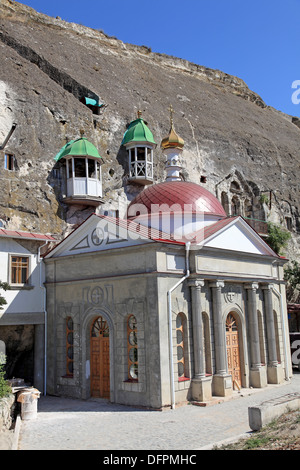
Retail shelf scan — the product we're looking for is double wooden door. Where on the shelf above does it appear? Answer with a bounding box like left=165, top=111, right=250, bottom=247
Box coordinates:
left=226, top=313, right=241, bottom=390
left=90, top=316, right=110, bottom=398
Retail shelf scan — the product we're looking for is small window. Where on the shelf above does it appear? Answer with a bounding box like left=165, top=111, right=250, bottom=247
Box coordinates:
left=74, top=158, right=86, bottom=178
left=127, top=315, right=138, bottom=381
left=4, top=153, right=15, bottom=171
left=136, top=147, right=145, bottom=161
left=66, top=317, right=74, bottom=377
left=87, top=159, right=96, bottom=178
left=10, top=256, right=30, bottom=285
left=285, top=217, right=292, bottom=231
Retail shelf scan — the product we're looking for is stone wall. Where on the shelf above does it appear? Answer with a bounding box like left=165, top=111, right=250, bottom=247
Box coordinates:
left=0, top=394, right=14, bottom=431
left=0, top=0, right=299, bottom=262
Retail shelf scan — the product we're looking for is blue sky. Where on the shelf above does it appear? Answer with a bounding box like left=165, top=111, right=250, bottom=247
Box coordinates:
left=17, top=0, right=300, bottom=117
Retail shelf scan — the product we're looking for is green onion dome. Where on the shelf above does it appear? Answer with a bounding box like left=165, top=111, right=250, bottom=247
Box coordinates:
left=54, top=137, right=102, bottom=162
left=122, top=114, right=156, bottom=147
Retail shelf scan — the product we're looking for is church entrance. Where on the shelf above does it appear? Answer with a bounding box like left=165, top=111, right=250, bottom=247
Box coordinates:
left=90, top=316, right=110, bottom=398
left=226, top=313, right=242, bottom=390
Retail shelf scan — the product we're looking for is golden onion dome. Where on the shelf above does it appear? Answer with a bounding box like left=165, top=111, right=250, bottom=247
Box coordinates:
left=161, top=105, right=184, bottom=150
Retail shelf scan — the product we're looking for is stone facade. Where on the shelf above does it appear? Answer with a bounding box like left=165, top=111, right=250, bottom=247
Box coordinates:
left=44, top=224, right=292, bottom=408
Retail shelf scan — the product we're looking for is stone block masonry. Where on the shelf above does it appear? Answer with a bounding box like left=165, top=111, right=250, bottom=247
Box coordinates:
left=248, top=392, right=300, bottom=431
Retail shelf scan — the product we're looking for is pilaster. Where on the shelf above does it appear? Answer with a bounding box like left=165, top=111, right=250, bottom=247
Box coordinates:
left=209, top=280, right=232, bottom=397
left=262, top=284, right=284, bottom=384
left=188, top=279, right=212, bottom=402
left=245, top=283, right=267, bottom=388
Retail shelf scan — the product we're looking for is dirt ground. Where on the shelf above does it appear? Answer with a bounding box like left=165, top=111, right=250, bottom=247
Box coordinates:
left=0, top=429, right=14, bottom=450
left=216, top=409, right=300, bottom=450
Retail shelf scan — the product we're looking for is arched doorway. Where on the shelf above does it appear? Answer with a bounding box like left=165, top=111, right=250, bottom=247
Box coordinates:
left=90, top=316, right=110, bottom=398
left=226, top=313, right=242, bottom=390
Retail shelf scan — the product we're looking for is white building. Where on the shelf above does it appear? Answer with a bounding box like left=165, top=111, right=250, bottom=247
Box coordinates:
left=0, top=228, right=55, bottom=392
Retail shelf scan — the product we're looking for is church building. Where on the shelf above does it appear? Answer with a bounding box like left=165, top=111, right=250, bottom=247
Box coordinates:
left=43, top=111, right=292, bottom=409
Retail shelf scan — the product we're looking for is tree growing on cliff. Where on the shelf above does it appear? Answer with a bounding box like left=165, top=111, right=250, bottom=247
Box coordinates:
left=266, top=222, right=291, bottom=255
left=284, top=260, right=300, bottom=302
left=0, top=281, right=9, bottom=310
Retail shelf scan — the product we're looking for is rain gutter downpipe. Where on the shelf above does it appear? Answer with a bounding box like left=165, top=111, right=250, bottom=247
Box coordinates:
left=38, top=241, right=50, bottom=396
left=167, top=241, right=191, bottom=410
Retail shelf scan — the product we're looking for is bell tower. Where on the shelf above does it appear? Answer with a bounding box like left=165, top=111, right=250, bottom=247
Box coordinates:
left=122, top=111, right=156, bottom=185
left=161, top=105, right=184, bottom=182
left=54, top=131, right=104, bottom=206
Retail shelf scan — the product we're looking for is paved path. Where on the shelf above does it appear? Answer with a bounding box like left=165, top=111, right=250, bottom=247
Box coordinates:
left=17, top=373, right=300, bottom=451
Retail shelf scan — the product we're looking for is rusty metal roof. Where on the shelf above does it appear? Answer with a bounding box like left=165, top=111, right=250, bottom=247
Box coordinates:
left=0, top=228, right=55, bottom=241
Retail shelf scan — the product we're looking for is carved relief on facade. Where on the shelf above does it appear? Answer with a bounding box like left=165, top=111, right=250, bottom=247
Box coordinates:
left=82, top=284, right=114, bottom=311
left=223, top=284, right=242, bottom=308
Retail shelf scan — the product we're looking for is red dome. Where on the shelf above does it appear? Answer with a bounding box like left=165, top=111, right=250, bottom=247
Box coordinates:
left=127, top=181, right=226, bottom=218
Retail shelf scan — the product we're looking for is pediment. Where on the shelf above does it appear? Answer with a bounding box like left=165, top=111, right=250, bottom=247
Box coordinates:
left=45, top=214, right=154, bottom=258
left=199, top=217, right=278, bottom=257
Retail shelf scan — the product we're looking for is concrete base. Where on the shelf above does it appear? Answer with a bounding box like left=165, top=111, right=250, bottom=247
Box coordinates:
left=250, top=366, right=267, bottom=388
left=212, top=374, right=232, bottom=397
left=267, top=364, right=284, bottom=384
left=248, top=392, right=300, bottom=431
left=191, top=377, right=212, bottom=402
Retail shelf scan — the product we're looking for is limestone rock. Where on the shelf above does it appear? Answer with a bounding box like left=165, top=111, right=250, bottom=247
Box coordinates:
left=0, top=0, right=299, bottom=261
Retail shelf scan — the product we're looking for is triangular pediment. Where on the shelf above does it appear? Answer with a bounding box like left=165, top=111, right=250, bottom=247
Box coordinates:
left=194, top=217, right=278, bottom=257
left=45, top=214, right=155, bottom=258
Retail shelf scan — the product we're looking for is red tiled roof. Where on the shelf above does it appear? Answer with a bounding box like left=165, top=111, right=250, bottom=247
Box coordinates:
left=127, top=181, right=226, bottom=218
left=0, top=228, right=55, bottom=241
left=96, top=214, right=185, bottom=245
left=44, top=213, right=186, bottom=258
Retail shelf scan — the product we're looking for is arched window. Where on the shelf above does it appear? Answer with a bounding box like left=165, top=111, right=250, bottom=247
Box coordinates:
left=176, top=313, right=189, bottom=381
left=230, top=181, right=241, bottom=193
left=244, top=198, right=253, bottom=219
left=66, top=317, right=74, bottom=377
left=231, top=195, right=241, bottom=216
left=127, top=315, right=138, bottom=381
left=221, top=192, right=230, bottom=215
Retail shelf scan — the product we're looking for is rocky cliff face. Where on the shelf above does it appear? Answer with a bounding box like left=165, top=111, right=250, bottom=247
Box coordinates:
left=0, top=0, right=299, bottom=260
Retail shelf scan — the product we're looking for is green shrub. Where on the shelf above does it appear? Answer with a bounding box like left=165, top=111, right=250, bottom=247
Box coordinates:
left=0, top=281, right=10, bottom=311
left=284, top=260, right=300, bottom=290
left=0, top=354, right=11, bottom=398
left=266, top=222, right=291, bottom=255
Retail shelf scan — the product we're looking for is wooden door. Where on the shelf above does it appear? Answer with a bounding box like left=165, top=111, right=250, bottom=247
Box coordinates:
left=90, top=316, right=110, bottom=398
left=226, top=314, right=241, bottom=390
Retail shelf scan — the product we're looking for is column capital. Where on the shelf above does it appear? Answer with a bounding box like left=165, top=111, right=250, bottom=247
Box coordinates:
left=188, top=279, right=205, bottom=289
left=261, top=283, right=274, bottom=291
left=245, top=282, right=259, bottom=291
left=209, top=280, right=224, bottom=289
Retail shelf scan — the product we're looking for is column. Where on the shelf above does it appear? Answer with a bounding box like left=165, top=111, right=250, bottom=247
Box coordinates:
left=189, top=279, right=205, bottom=379
left=262, top=284, right=283, bottom=384
left=245, top=283, right=267, bottom=388
left=209, top=281, right=232, bottom=397
left=189, top=279, right=212, bottom=402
